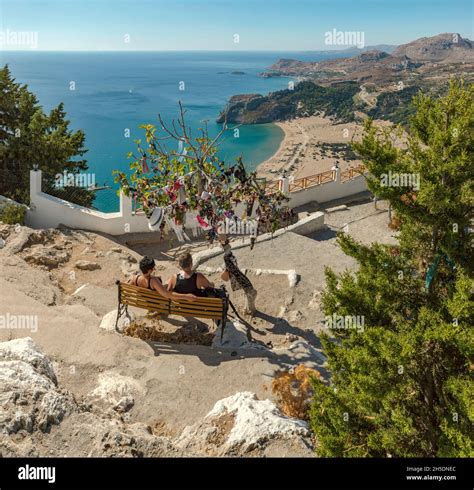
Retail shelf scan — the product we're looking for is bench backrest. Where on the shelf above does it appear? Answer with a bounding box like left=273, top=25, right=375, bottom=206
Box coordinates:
left=117, top=282, right=226, bottom=320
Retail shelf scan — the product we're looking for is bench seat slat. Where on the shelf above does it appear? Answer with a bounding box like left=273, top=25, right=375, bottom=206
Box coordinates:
left=170, top=303, right=223, bottom=312
left=171, top=307, right=223, bottom=315
left=121, top=284, right=222, bottom=306
left=122, top=296, right=168, bottom=306
left=120, top=282, right=222, bottom=303
left=122, top=298, right=169, bottom=308
left=123, top=294, right=222, bottom=311
left=122, top=301, right=169, bottom=312
left=172, top=311, right=223, bottom=319
left=122, top=293, right=169, bottom=305
left=117, top=282, right=227, bottom=322
left=171, top=310, right=223, bottom=318
left=171, top=299, right=223, bottom=307
left=120, top=287, right=168, bottom=299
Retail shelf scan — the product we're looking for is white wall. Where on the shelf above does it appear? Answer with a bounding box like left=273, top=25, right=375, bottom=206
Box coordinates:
left=25, top=169, right=367, bottom=235
left=286, top=173, right=367, bottom=208
left=26, top=170, right=205, bottom=235
left=0, top=195, right=27, bottom=209
left=193, top=211, right=326, bottom=267
left=27, top=170, right=147, bottom=234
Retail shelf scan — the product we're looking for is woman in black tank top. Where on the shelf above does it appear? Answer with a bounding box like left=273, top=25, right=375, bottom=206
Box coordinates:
left=174, top=271, right=200, bottom=294
left=168, top=252, right=214, bottom=296
left=133, top=274, right=160, bottom=290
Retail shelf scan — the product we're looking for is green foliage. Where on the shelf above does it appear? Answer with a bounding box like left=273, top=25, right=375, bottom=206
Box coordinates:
left=41, top=183, right=96, bottom=209
left=227, top=81, right=359, bottom=124
left=355, top=79, right=473, bottom=269
left=368, top=86, right=420, bottom=125
left=113, top=110, right=293, bottom=239
left=310, top=78, right=474, bottom=457
left=295, top=81, right=359, bottom=122
left=0, top=65, right=91, bottom=206
left=0, top=202, right=26, bottom=225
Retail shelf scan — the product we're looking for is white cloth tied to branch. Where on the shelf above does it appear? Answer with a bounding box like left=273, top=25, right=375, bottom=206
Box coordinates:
left=148, top=207, right=164, bottom=231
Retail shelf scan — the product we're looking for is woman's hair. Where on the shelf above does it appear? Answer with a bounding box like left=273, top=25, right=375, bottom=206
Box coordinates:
left=139, top=256, right=155, bottom=274
left=177, top=251, right=193, bottom=270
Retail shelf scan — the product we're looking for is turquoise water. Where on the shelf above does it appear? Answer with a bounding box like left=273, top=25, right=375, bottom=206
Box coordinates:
left=2, top=51, right=342, bottom=211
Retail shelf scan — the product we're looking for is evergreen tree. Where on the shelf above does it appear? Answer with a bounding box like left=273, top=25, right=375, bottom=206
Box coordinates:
left=310, top=78, right=473, bottom=457
left=0, top=65, right=93, bottom=206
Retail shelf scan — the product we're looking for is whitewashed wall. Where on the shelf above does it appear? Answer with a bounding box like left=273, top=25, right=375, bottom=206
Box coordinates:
left=286, top=173, right=367, bottom=208
left=27, top=170, right=146, bottom=234
left=0, top=195, right=27, bottom=209
left=24, top=169, right=367, bottom=235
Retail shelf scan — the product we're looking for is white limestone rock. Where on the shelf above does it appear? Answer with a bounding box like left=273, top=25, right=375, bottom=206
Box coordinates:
left=308, top=290, right=321, bottom=309
left=75, top=260, right=101, bottom=271
left=86, top=372, right=144, bottom=413
left=0, top=337, right=56, bottom=381
left=286, top=309, right=304, bottom=323
left=212, top=320, right=267, bottom=351
left=23, top=246, right=70, bottom=268
left=175, top=392, right=312, bottom=456
left=99, top=309, right=135, bottom=333
left=0, top=338, right=76, bottom=435
left=120, top=259, right=136, bottom=277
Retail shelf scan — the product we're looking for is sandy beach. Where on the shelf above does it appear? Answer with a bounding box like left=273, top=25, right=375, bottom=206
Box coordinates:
left=257, top=115, right=374, bottom=181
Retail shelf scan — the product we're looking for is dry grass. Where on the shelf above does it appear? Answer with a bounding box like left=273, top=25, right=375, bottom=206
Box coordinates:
left=388, top=215, right=401, bottom=230
left=272, top=364, right=321, bottom=420
left=124, top=320, right=214, bottom=346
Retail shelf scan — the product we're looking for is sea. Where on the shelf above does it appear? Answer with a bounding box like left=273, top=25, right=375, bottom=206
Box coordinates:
left=2, top=51, right=346, bottom=211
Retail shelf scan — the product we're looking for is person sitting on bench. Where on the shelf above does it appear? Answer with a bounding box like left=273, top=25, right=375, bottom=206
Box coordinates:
left=128, top=256, right=197, bottom=301
left=167, top=251, right=214, bottom=296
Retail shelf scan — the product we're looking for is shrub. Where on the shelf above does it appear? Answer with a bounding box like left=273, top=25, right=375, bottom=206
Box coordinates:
left=0, top=203, right=26, bottom=225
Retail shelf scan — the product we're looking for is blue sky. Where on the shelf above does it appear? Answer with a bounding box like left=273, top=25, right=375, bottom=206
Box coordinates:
left=0, top=0, right=472, bottom=51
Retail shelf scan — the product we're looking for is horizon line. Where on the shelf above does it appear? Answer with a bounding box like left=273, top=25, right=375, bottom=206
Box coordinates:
left=0, top=48, right=380, bottom=53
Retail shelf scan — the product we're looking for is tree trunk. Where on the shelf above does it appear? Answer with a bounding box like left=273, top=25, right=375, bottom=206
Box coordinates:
left=244, top=287, right=257, bottom=316
left=221, top=245, right=258, bottom=316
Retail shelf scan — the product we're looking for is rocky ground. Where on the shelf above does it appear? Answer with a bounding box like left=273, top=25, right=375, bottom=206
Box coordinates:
left=0, top=197, right=397, bottom=457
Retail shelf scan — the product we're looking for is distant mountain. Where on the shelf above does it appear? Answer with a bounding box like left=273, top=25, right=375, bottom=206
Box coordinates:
left=221, top=33, right=474, bottom=127
left=262, top=33, right=473, bottom=85
left=339, top=44, right=397, bottom=55
left=265, top=46, right=396, bottom=74
left=392, top=33, right=473, bottom=62
left=266, top=49, right=422, bottom=84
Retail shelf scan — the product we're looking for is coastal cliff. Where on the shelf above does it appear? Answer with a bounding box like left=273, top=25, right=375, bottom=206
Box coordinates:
left=217, top=81, right=359, bottom=124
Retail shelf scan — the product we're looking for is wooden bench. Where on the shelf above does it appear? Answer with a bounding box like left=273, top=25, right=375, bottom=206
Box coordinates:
left=115, top=281, right=229, bottom=339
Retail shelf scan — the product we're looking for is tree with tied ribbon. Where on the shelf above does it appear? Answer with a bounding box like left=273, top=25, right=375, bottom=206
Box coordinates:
left=113, top=103, right=295, bottom=315
left=113, top=103, right=294, bottom=244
